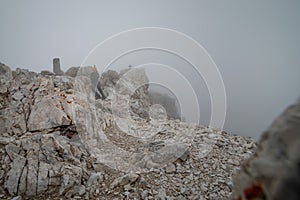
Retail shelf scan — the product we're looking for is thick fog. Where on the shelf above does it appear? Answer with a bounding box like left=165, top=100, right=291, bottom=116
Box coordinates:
left=1, top=0, right=299, bottom=140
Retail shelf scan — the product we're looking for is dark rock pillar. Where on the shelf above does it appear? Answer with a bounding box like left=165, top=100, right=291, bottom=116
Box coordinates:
left=53, top=58, right=64, bottom=75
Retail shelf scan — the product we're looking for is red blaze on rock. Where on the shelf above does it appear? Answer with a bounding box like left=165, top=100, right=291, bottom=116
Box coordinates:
left=236, top=181, right=266, bottom=200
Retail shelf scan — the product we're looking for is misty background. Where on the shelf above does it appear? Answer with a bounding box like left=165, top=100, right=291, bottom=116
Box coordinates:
left=1, top=0, right=299, bottom=140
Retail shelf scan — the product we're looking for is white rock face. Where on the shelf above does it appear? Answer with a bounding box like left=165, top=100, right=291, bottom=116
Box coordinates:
left=0, top=64, right=257, bottom=199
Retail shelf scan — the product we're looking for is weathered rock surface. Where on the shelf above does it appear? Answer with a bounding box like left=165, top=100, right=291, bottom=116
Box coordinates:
left=65, top=66, right=79, bottom=77
left=98, top=67, right=152, bottom=119
left=0, top=63, right=259, bottom=199
left=232, top=100, right=300, bottom=200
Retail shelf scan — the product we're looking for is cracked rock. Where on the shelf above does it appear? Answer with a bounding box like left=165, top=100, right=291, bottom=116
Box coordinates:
left=5, top=154, right=26, bottom=195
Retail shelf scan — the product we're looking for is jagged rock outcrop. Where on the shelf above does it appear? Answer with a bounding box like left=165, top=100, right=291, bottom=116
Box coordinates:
left=0, top=63, right=258, bottom=199
left=231, top=100, right=300, bottom=200
left=97, top=68, right=151, bottom=119
left=0, top=63, right=92, bottom=198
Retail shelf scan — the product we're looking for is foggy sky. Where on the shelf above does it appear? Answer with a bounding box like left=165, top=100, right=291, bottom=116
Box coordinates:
left=1, top=0, right=300, bottom=140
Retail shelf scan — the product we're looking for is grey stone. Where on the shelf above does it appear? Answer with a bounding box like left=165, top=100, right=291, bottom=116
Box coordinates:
left=0, top=137, right=15, bottom=145
left=87, top=172, right=103, bottom=187
left=0, top=116, right=8, bottom=135
left=37, top=161, right=50, bottom=193
left=49, top=164, right=62, bottom=187
left=157, top=188, right=167, bottom=200
left=178, top=149, right=190, bottom=162
left=21, top=138, right=40, bottom=152
left=123, top=183, right=132, bottom=191
left=65, top=66, right=80, bottom=77
left=18, top=166, right=27, bottom=194
left=11, top=196, right=22, bottom=200
left=180, top=187, right=188, bottom=195
left=59, top=164, right=82, bottom=195
left=149, top=91, right=180, bottom=120
left=72, top=185, right=86, bottom=196
left=5, top=155, right=26, bottom=195
left=26, top=152, right=38, bottom=196
left=232, top=100, right=300, bottom=200
left=11, top=114, right=27, bottom=136
left=141, top=190, right=149, bottom=199
left=165, top=163, right=176, bottom=173
left=11, top=91, right=24, bottom=101
left=110, top=172, right=139, bottom=189
left=53, top=58, right=64, bottom=75
left=5, top=144, right=20, bottom=160
left=27, top=97, right=72, bottom=131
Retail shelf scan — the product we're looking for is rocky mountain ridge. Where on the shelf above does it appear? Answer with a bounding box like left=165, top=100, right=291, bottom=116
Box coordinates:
left=3, top=62, right=298, bottom=200
left=0, top=63, right=259, bottom=199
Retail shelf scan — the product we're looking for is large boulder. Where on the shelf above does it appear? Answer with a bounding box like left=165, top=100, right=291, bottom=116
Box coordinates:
left=232, top=99, right=300, bottom=200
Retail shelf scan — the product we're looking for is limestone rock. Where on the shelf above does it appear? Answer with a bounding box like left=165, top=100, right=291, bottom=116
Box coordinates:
left=26, top=151, right=39, bottom=196
left=141, top=190, right=149, bottom=199
left=11, top=196, right=22, bottom=200
left=5, top=155, right=26, bottom=195
left=0, top=137, right=15, bottom=145
left=18, top=165, right=27, bottom=194
left=178, top=149, right=190, bottom=162
left=87, top=172, right=104, bottom=187
left=65, top=66, right=80, bottom=77
left=232, top=100, right=300, bottom=200
left=0, top=64, right=260, bottom=199
left=165, top=163, right=176, bottom=173
left=157, top=188, right=167, bottom=200
left=37, top=161, right=50, bottom=193
left=59, top=164, right=83, bottom=194
left=5, top=143, right=20, bottom=160
left=27, top=97, right=72, bottom=131
left=99, top=67, right=151, bottom=118
left=110, top=172, right=139, bottom=189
